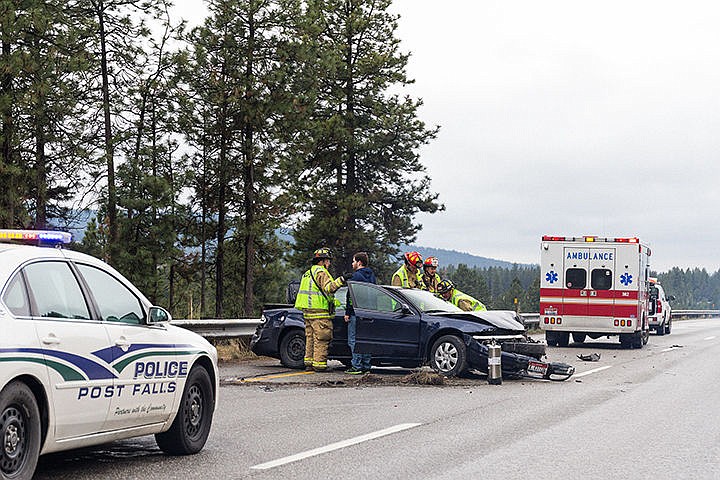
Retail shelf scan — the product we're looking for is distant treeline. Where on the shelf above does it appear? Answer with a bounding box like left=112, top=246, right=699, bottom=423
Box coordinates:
left=444, top=264, right=720, bottom=312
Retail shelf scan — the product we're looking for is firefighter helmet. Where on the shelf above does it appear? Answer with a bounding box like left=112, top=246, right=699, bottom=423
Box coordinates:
left=312, top=247, right=333, bottom=261
left=423, top=256, right=439, bottom=269
left=437, top=279, right=455, bottom=294
left=404, top=251, right=423, bottom=268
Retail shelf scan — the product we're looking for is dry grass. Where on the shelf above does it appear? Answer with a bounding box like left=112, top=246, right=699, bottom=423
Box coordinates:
left=401, top=370, right=446, bottom=385
left=214, top=338, right=259, bottom=362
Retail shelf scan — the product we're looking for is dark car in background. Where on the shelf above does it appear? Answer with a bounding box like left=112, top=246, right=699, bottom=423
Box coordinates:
left=251, top=282, right=573, bottom=379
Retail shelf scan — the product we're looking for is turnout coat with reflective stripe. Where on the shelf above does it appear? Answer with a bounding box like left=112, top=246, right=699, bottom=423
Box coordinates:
left=451, top=289, right=487, bottom=312
left=294, top=264, right=343, bottom=319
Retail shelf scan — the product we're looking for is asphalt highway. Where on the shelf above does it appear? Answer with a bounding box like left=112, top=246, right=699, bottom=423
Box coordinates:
left=34, top=317, right=720, bottom=479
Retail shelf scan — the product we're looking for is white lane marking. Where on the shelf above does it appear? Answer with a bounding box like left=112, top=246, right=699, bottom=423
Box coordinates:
left=250, top=423, right=422, bottom=470
left=704, top=336, right=716, bottom=341
left=661, top=346, right=682, bottom=352
left=574, top=365, right=612, bottom=378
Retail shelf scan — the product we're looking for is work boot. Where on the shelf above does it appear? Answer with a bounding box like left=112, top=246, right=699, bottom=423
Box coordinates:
left=345, top=367, right=363, bottom=375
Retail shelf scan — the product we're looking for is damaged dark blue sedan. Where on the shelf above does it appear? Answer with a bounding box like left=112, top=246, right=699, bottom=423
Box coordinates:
left=251, top=282, right=574, bottom=380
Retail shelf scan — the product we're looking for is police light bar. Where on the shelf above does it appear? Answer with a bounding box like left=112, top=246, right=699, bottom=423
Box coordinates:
left=0, top=229, right=72, bottom=245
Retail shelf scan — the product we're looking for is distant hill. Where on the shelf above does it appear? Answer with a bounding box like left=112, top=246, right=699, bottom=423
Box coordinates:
left=401, top=244, right=537, bottom=269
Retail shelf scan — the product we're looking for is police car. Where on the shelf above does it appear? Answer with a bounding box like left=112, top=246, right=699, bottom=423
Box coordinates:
left=0, top=230, right=218, bottom=480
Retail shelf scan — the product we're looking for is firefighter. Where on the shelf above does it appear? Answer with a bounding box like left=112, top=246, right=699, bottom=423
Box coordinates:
left=391, top=251, right=424, bottom=288
left=437, top=279, right=487, bottom=311
left=421, top=256, right=442, bottom=293
left=294, top=247, right=349, bottom=371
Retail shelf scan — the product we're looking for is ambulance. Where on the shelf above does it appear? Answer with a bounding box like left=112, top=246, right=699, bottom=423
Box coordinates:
left=539, top=235, right=651, bottom=348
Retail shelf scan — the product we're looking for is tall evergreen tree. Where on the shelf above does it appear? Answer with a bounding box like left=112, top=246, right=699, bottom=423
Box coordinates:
left=180, top=0, right=309, bottom=317
left=292, top=0, right=443, bottom=275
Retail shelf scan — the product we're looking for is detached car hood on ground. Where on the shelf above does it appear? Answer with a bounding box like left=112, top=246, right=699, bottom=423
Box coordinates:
left=432, top=310, right=525, bottom=332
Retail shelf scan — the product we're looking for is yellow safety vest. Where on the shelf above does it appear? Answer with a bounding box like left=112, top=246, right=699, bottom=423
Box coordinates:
left=392, top=265, right=423, bottom=288
left=294, top=265, right=335, bottom=317
left=451, top=289, right=487, bottom=311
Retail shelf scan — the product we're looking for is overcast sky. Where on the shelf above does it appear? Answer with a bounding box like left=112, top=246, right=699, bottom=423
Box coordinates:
left=174, top=1, right=720, bottom=273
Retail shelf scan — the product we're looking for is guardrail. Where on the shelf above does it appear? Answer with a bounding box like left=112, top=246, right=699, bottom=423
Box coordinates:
left=172, top=310, right=720, bottom=340
left=171, top=318, right=261, bottom=340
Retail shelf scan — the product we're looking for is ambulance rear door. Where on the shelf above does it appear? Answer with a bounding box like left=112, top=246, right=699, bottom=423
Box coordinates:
left=562, top=245, right=616, bottom=319
left=587, top=247, right=615, bottom=318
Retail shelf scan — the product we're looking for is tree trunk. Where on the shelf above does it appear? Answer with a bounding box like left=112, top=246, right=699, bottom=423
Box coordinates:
left=95, top=0, right=118, bottom=264
left=242, top=10, right=256, bottom=317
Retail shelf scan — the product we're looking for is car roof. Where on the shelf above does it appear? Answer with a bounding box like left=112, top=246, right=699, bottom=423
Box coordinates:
left=0, top=244, right=151, bottom=305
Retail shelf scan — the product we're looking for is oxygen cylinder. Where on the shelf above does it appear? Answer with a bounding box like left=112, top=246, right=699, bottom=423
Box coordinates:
left=488, top=343, right=502, bottom=385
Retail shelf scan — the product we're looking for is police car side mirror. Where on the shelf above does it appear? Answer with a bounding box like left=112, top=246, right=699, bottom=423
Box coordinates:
left=667, top=295, right=676, bottom=302
left=148, top=306, right=172, bottom=324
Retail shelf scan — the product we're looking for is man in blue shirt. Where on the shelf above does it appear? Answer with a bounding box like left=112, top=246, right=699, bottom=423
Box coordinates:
left=344, top=252, right=377, bottom=374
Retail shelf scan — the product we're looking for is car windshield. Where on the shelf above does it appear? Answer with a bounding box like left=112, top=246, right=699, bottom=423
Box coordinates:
left=399, top=289, right=463, bottom=313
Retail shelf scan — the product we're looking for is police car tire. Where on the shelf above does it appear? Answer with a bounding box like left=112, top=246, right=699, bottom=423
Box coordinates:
left=279, top=329, right=306, bottom=369
left=155, top=366, right=214, bottom=456
left=430, top=335, right=467, bottom=377
left=0, top=382, right=41, bottom=480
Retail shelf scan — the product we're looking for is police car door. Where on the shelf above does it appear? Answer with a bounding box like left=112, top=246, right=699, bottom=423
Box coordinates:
left=22, top=260, right=116, bottom=440
left=73, top=263, right=178, bottom=431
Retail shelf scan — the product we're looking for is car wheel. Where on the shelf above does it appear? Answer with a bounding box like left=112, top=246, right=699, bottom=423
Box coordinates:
left=665, top=319, right=672, bottom=334
left=156, top=366, right=214, bottom=455
left=656, top=321, right=665, bottom=336
left=557, top=332, right=570, bottom=347
left=279, top=329, right=306, bottom=369
left=430, top=335, right=467, bottom=377
left=0, top=382, right=41, bottom=480
left=572, top=332, right=586, bottom=344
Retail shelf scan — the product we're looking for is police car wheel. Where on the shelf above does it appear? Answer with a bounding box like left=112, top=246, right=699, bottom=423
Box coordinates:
left=155, top=366, right=214, bottom=456
left=0, top=382, right=41, bottom=480
left=279, top=329, right=306, bottom=369
left=430, top=335, right=467, bottom=377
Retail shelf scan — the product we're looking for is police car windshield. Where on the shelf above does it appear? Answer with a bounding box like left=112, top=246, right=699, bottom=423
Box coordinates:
left=401, top=289, right=463, bottom=313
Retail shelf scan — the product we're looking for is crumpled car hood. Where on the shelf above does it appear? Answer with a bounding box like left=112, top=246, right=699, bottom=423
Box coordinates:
left=430, top=310, right=525, bottom=332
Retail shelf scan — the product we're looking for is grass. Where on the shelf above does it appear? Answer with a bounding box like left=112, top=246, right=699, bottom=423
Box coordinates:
left=214, top=338, right=259, bottom=362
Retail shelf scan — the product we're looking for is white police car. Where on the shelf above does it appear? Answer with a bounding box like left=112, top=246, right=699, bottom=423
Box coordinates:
left=0, top=230, right=218, bottom=480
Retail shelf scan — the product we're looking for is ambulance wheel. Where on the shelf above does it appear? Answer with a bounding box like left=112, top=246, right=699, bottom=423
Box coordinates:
left=430, top=335, right=467, bottom=377
left=557, top=332, right=570, bottom=347
left=279, top=329, right=306, bottom=369
left=0, top=381, right=41, bottom=480
left=572, top=332, right=586, bottom=344
left=156, top=366, right=214, bottom=455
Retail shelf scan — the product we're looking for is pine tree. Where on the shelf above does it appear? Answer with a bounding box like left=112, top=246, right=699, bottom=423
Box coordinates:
left=180, top=0, right=310, bottom=316
left=292, top=0, right=443, bottom=275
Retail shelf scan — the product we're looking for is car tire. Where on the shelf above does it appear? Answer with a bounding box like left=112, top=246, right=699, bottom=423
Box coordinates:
left=156, top=366, right=214, bottom=456
left=279, top=329, right=306, bottom=369
left=665, top=319, right=672, bottom=334
left=430, top=335, right=467, bottom=377
left=572, top=332, right=587, bottom=344
left=0, top=381, right=41, bottom=480
left=557, top=332, right=570, bottom=347
left=656, top=321, right=665, bottom=336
